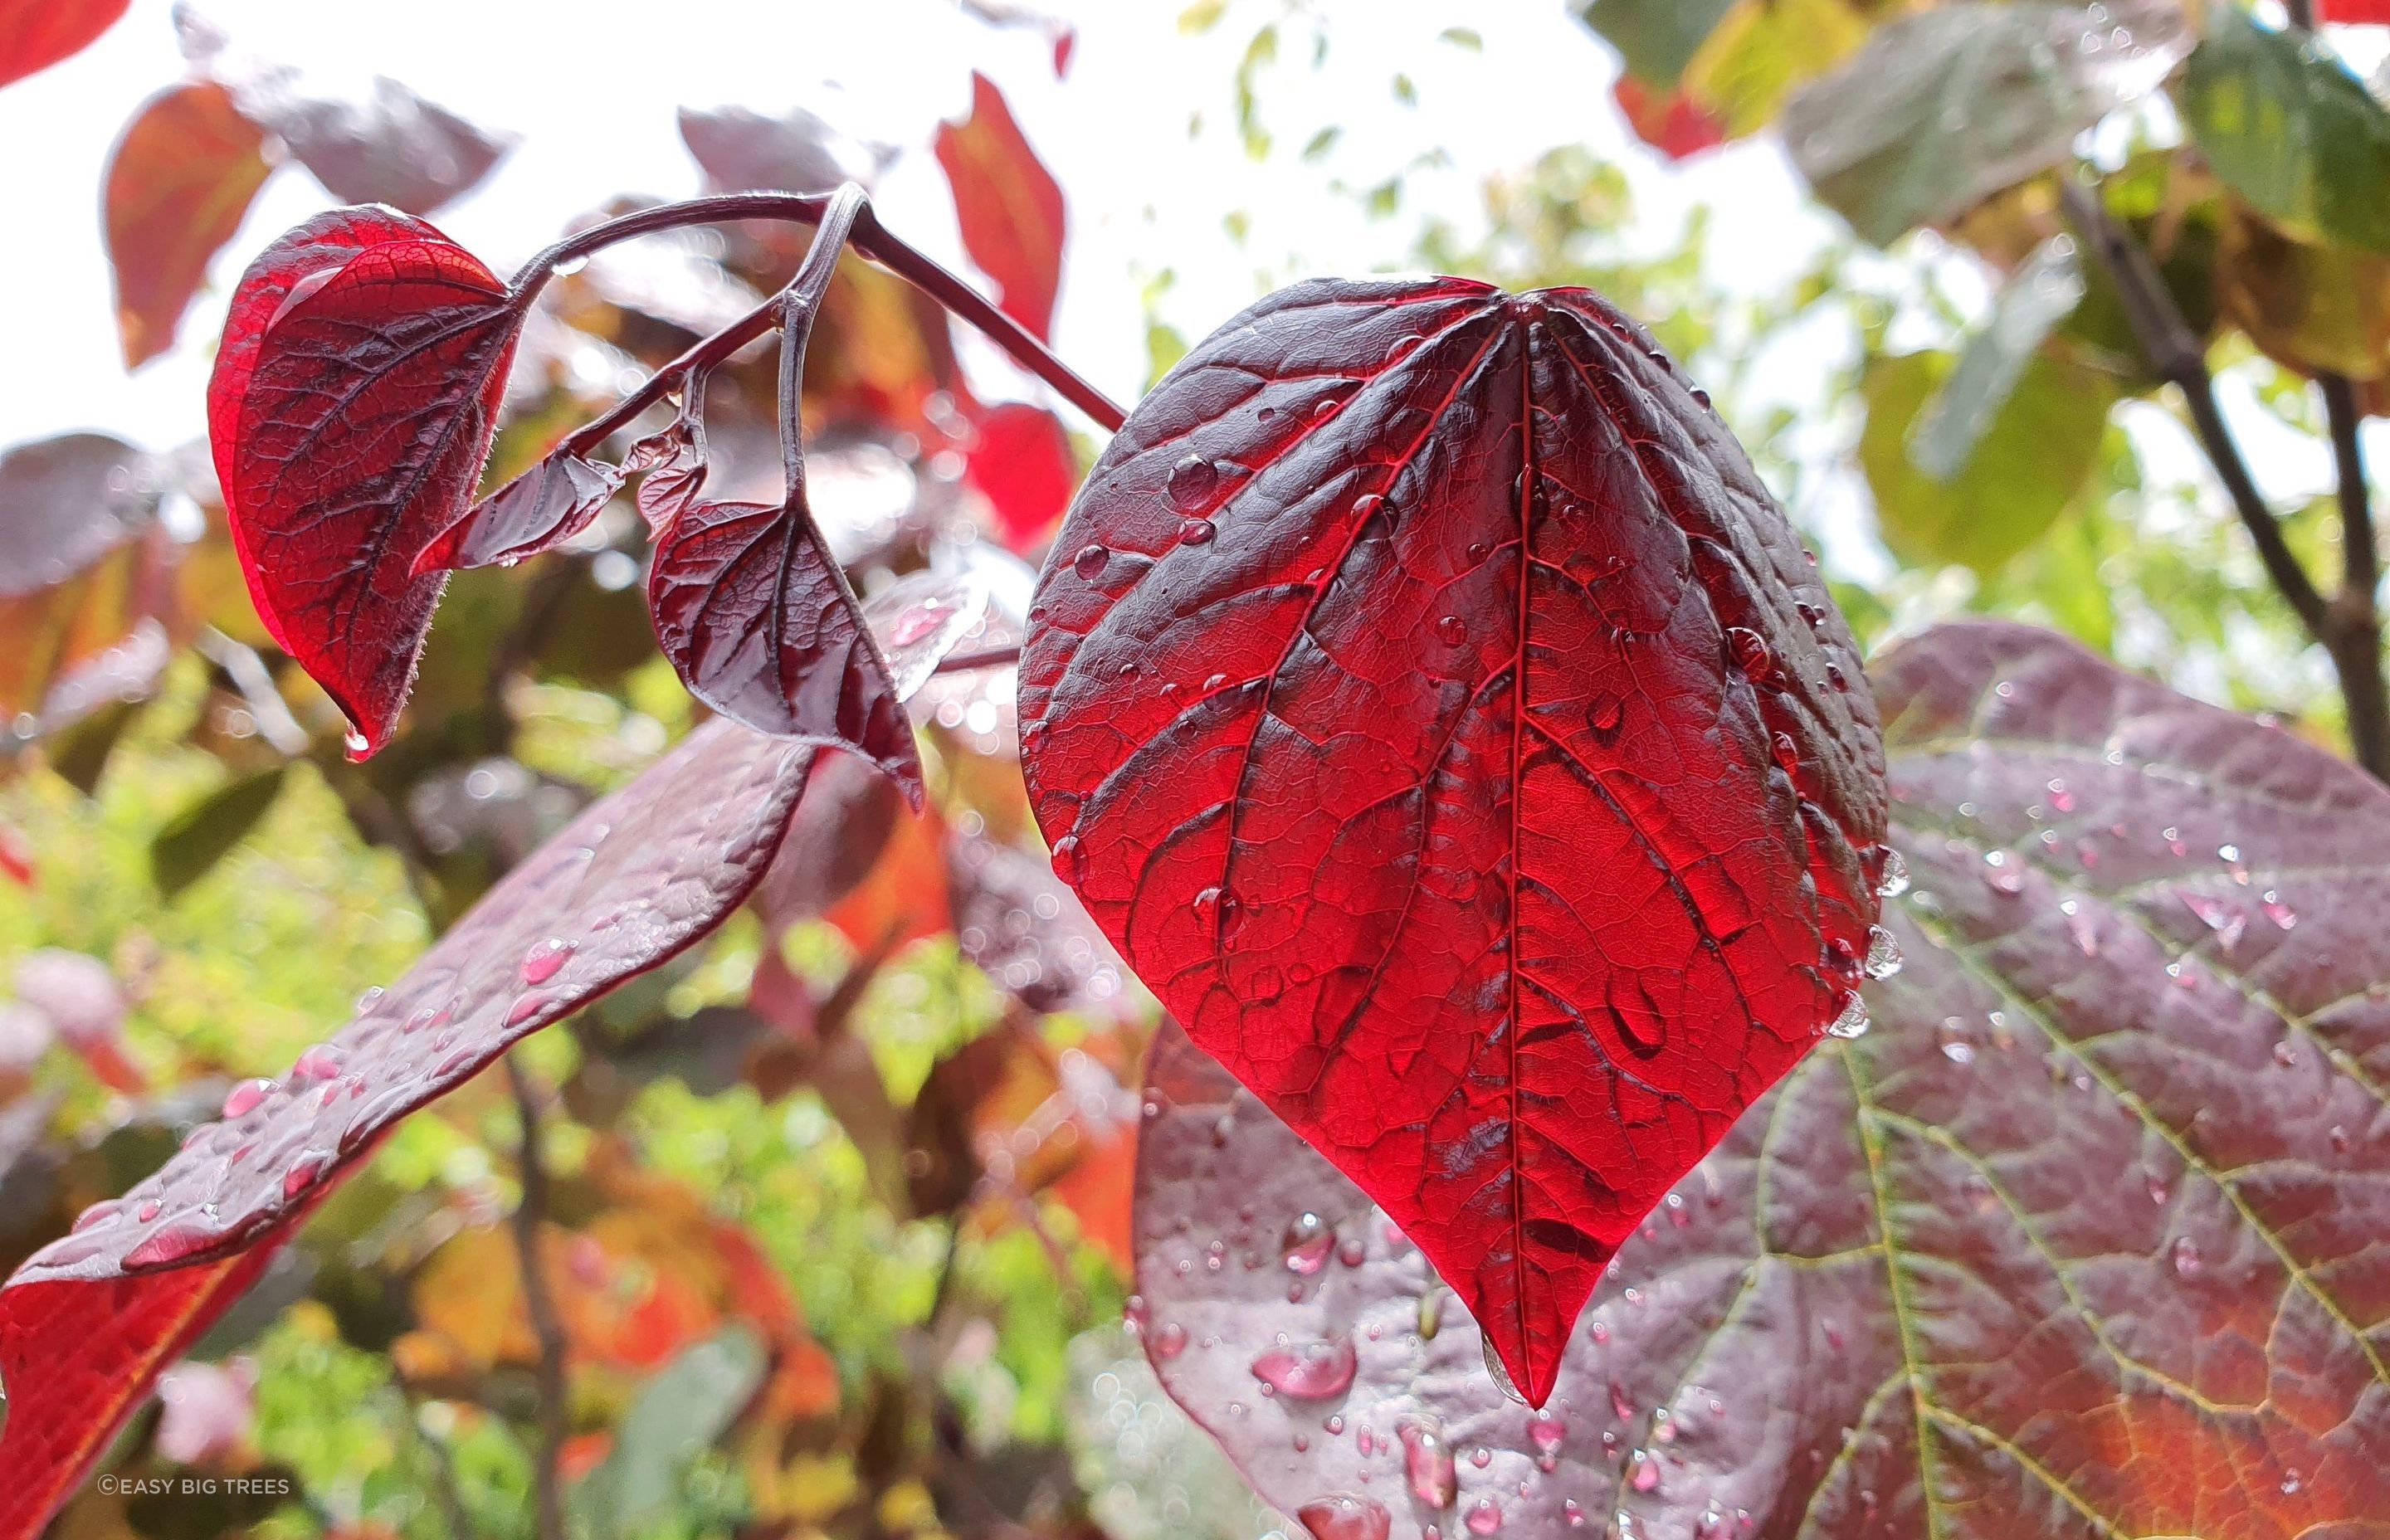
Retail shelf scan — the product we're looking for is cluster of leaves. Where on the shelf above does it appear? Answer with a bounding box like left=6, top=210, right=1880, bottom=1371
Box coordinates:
left=2, top=5, right=2388, bottom=1540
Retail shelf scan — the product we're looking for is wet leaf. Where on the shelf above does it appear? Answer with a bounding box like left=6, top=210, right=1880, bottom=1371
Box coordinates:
left=1784, top=1, right=2191, bottom=246
left=1860, top=348, right=2112, bottom=574
left=0, top=0, right=125, bottom=88
left=0, top=432, right=175, bottom=721
left=934, top=71, right=1066, bottom=340
left=207, top=208, right=527, bottom=755
left=0, top=719, right=818, bottom=1532
left=1021, top=277, right=1886, bottom=1405
left=256, top=76, right=510, bottom=217
left=947, top=830, right=1134, bottom=1018
left=1575, top=0, right=1736, bottom=89
left=2181, top=4, right=2390, bottom=255
left=418, top=450, right=624, bottom=573
left=149, top=765, right=289, bottom=899
left=103, top=82, right=272, bottom=369
left=1135, top=621, right=2390, bottom=1538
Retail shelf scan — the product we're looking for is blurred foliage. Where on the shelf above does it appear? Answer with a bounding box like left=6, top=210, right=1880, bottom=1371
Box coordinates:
left=6, top=0, right=2390, bottom=1535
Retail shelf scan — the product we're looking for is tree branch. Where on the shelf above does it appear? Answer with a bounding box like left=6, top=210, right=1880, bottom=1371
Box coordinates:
left=505, top=1055, right=570, bottom=1540
left=2058, top=179, right=2334, bottom=637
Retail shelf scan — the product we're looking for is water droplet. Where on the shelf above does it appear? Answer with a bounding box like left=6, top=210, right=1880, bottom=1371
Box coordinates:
left=1690, top=387, right=1711, bottom=409
left=1629, top=1448, right=1662, bottom=1493
left=72, top=1200, right=120, bottom=1233
left=520, top=938, right=575, bottom=986
left=1167, top=454, right=1219, bottom=509
left=1981, top=850, right=2026, bottom=895
left=1725, top=626, right=1772, bottom=679
left=1435, top=616, right=1467, bottom=646
left=1396, top=1420, right=1458, bottom=1506
left=1464, top=1499, right=1502, bottom=1536
left=1051, top=835, right=1083, bottom=883
left=342, top=729, right=369, bottom=757
left=1178, top=517, right=1217, bottom=546
left=2183, top=893, right=2247, bottom=948
left=1563, top=1499, right=1587, bottom=1529
left=1072, top=543, right=1110, bottom=582
left=1862, top=925, right=1902, bottom=981
left=2171, top=1236, right=2202, bottom=1277
left=2262, top=891, right=2298, bottom=930
left=1609, top=1381, right=1636, bottom=1421
left=137, top=1200, right=161, bottom=1222
left=1875, top=848, right=1910, bottom=898
left=2280, top=1469, right=2303, bottom=1496
left=221, top=1079, right=275, bottom=1118
left=1694, top=1502, right=1729, bottom=1538
left=505, top=993, right=554, bottom=1028
left=1295, top=1497, right=1391, bottom=1540
left=1825, top=993, right=1871, bottom=1040
left=283, top=1148, right=332, bottom=1198
left=1313, top=397, right=1344, bottom=422
left=2144, top=1171, right=2170, bottom=1206
left=290, top=1043, right=342, bottom=1081
left=1528, top=1412, right=1565, bottom=1455
left=1252, top=1337, right=1358, bottom=1399
left=1283, top=1212, right=1334, bottom=1274
left=1149, top=1321, right=1188, bottom=1359
left=1586, top=694, right=1624, bottom=735
left=402, top=1006, right=443, bottom=1036
left=1771, top=732, right=1799, bottom=777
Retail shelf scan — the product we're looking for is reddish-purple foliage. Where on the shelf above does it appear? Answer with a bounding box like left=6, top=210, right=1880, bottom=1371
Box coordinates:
left=0, top=719, right=820, bottom=1528
left=207, top=208, right=525, bottom=755
left=968, top=399, right=1077, bottom=553
left=1133, top=621, right=2390, bottom=1538
left=103, top=81, right=271, bottom=368
left=1022, top=277, right=1887, bottom=1405
left=0, top=0, right=126, bottom=88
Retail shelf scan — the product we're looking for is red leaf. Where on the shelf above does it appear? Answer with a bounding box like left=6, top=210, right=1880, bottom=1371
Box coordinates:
left=968, top=400, right=1078, bottom=553
left=1020, top=278, right=1886, bottom=1406
left=208, top=212, right=526, bottom=755
left=417, top=451, right=622, bottom=572
left=0, top=719, right=817, bottom=1533
left=0, top=1250, right=280, bottom=1539
left=1133, top=619, right=2390, bottom=1538
left=2319, top=0, right=2390, bottom=20
left=256, top=76, right=510, bottom=217
left=934, top=72, right=1066, bottom=340
left=105, top=81, right=272, bottom=368
left=648, top=500, right=922, bottom=800
left=0, top=821, right=28, bottom=886
left=1612, top=75, right=1726, bottom=163
left=0, top=0, right=124, bottom=88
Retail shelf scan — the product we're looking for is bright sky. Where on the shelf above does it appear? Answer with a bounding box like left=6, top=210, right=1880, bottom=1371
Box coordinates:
left=5, top=0, right=2378, bottom=630
left=0, top=0, right=1827, bottom=451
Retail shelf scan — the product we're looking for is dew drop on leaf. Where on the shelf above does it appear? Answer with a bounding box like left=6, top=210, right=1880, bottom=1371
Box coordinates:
left=1825, top=993, right=1871, bottom=1040
left=1725, top=626, right=1772, bottom=678
left=1481, top=1333, right=1528, bottom=1404
left=1861, top=924, right=1902, bottom=980
left=1149, top=1320, right=1188, bottom=1359
left=1178, top=517, right=1217, bottom=546
left=1165, top=453, right=1218, bottom=509
left=503, top=993, right=554, bottom=1028
left=1464, top=1498, right=1503, bottom=1535
left=1875, top=847, right=1910, bottom=897
left=1071, top=542, right=1109, bottom=582
left=1400, top=1421, right=1457, bottom=1508
left=1629, top=1448, right=1662, bottom=1494
left=1251, top=1337, right=1357, bottom=1399
left=1435, top=615, right=1467, bottom=646
left=2171, top=1236, right=2202, bottom=1277
left=1528, top=1411, right=1565, bottom=1455
left=290, top=1044, right=341, bottom=1081
left=1295, top=1496, right=1390, bottom=1540
left=519, top=938, right=574, bottom=986
left=220, top=1079, right=274, bottom=1119
left=1282, top=1211, right=1333, bottom=1274
left=1587, top=694, right=1624, bottom=735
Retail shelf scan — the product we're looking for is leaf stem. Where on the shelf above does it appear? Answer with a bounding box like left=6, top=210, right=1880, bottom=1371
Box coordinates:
left=516, top=190, right=1127, bottom=435
left=505, top=1055, right=569, bottom=1540
left=929, top=644, right=1022, bottom=675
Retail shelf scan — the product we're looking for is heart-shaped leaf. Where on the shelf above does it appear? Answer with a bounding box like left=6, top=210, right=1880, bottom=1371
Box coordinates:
left=1783, top=1, right=2190, bottom=246
left=0, top=0, right=125, bottom=88
left=934, top=71, right=1066, bottom=341
left=1133, top=619, right=2390, bottom=1538
left=1020, top=276, right=1888, bottom=1406
left=0, top=719, right=818, bottom=1536
left=255, top=75, right=511, bottom=217
left=208, top=209, right=528, bottom=755
left=103, top=81, right=272, bottom=368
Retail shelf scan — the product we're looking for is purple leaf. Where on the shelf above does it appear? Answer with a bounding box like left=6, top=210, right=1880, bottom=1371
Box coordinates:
left=261, top=76, right=512, bottom=217
left=1134, top=620, right=2390, bottom=1538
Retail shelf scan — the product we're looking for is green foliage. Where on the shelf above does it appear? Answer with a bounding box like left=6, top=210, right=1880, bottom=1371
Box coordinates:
left=2182, top=2, right=2390, bottom=255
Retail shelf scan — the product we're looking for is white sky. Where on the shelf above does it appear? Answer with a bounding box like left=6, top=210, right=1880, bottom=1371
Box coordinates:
left=0, top=0, right=1826, bottom=451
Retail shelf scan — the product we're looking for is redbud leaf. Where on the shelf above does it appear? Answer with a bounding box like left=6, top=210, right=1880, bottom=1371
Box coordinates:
left=1133, top=620, right=2390, bottom=1539
left=1021, top=277, right=1887, bottom=1406
left=208, top=212, right=527, bottom=754
left=0, top=0, right=125, bottom=88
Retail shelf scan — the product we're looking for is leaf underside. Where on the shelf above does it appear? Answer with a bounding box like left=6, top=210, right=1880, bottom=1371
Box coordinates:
left=1021, top=275, right=1887, bottom=1405
left=1133, top=620, right=2390, bottom=1539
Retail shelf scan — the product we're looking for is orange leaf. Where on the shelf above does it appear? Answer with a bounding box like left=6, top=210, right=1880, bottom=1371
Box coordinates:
left=934, top=72, right=1066, bottom=340
left=105, top=82, right=273, bottom=368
